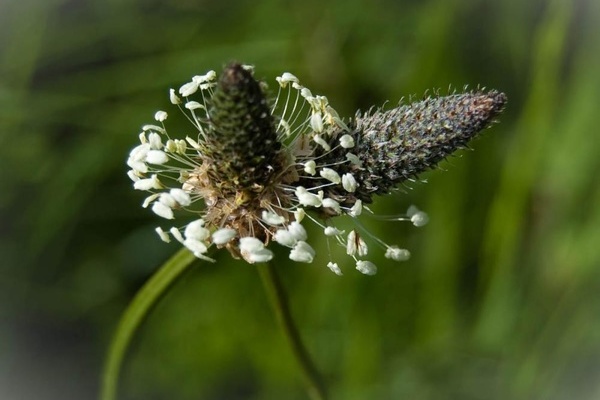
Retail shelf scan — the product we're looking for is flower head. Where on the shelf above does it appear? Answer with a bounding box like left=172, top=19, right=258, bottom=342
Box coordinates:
left=127, top=62, right=506, bottom=273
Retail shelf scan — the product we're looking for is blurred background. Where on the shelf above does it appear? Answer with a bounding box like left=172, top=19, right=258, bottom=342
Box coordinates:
left=1, top=0, right=600, bottom=399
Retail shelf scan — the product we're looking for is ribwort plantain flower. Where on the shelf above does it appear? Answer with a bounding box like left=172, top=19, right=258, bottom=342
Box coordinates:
left=127, top=62, right=506, bottom=274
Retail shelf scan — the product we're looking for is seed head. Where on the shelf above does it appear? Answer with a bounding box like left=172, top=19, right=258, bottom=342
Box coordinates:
left=302, top=90, right=507, bottom=206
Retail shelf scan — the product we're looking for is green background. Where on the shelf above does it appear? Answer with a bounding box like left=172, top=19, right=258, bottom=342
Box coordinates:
left=2, top=0, right=600, bottom=399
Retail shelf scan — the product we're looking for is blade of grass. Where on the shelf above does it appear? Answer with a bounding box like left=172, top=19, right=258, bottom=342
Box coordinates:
left=100, top=247, right=196, bottom=400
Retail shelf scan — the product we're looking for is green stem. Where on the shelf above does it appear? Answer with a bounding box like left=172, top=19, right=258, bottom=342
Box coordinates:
left=100, top=247, right=196, bottom=400
left=257, top=262, right=328, bottom=400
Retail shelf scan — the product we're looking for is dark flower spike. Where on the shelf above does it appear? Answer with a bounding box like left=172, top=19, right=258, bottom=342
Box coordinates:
left=204, top=64, right=283, bottom=191
left=127, top=62, right=506, bottom=274
left=308, top=90, right=507, bottom=206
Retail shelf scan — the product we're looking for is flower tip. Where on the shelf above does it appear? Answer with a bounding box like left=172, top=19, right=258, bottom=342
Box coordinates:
left=484, top=89, right=508, bottom=115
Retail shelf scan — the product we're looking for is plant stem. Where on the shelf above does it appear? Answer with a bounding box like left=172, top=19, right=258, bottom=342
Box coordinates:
left=257, top=262, right=328, bottom=400
left=100, top=247, right=196, bottom=400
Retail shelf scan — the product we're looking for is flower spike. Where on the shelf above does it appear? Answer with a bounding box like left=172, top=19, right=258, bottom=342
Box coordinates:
left=127, top=62, right=506, bottom=274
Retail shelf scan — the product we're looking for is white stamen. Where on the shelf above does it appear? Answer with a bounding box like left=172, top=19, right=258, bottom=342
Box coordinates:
left=169, top=88, right=181, bottom=105
left=324, top=226, right=344, bottom=236
left=346, top=230, right=357, bottom=255
left=128, top=160, right=148, bottom=174
left=184, top=238, right=208, bottom=255
left=294, top=208, right=306, bottom=222
left=179, top=81, right=199, bottom=97
left=152, top=202, right=174, bottom=220
left=320, top=168, right=341, bottom=184
left=274, top=229, right=297, bottom=248
left=129, top=143, right=150, bottom=162
left=295, top=187, right=323, bottom=207
left=146, top=150, right=169, bottom=165
left=142, top=193, right=160, bottom=208
left=356, top=260, right=377, bottom=275
left=322, top=198, right=341, bottom=214
left=193, top=71, right=216, bottom=84
left=184, top=219, right=210, bottom=241
left=346, top=230, right=367, bottom=256
left=239, top=237, right=273, bottom=263
left=185, top=101, right=203, bottom=110
left=204, top=70, right=217, bottom=81
left=342, top=173, right=358, bottom=193
left=175, top=139, right=187, bottom=154
left=304, top=160, right=316, bottom=175
left=170, top=227, right=184, bottom=243
left=239, top=237, right=266, bottom=253
left=385, top=247, right=411, bottom=261
left=289, top=241, right=316, bottom=263
left=199, top=82, right=215, bottom=90
left=169, top=188, right=192, bottom=207
left=300, top=87, right=313, bottom=100
left=185, top=136, right=202, bottom=150
left=244, top=248, right=274, bottom=263
left=169, top=189, right=191, bottom=207
left=127, top=170, right=140, bottom=182
left=339, top=134, right=355, bottom=148
left=407, top=205, right=429, bottom=227
left=212, top=228, right=237, bottom=245
left=158, top=193, right=177, bottom=208
left=276, top=72, right=299, bottom=88
left=165, top=140, right=177, bottom=153
left=127, top=159, right=148, bottom=174
left=141, top=124, right=165, bottom=133
left=327, top=262, right=343, bottom=276
left=148, top=132, right=162, bottom=150
left=262, top=210, right=286, bottom=226
left=155, top=227, right=170, bottom=243
left=154, top=110, right=168, bottom=122
left=357, top=237, right=368, bottom=256
left=313, top=134, right=331, bottom=151
left=133, top=174, right=162, bottom=191
left=349, top=200, right=362, bottom=217
left=288, top=221, right=308, bottom=241
left=346, top=152, right=363, bottom=168
left=310, top=112, right=324, bottom=133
